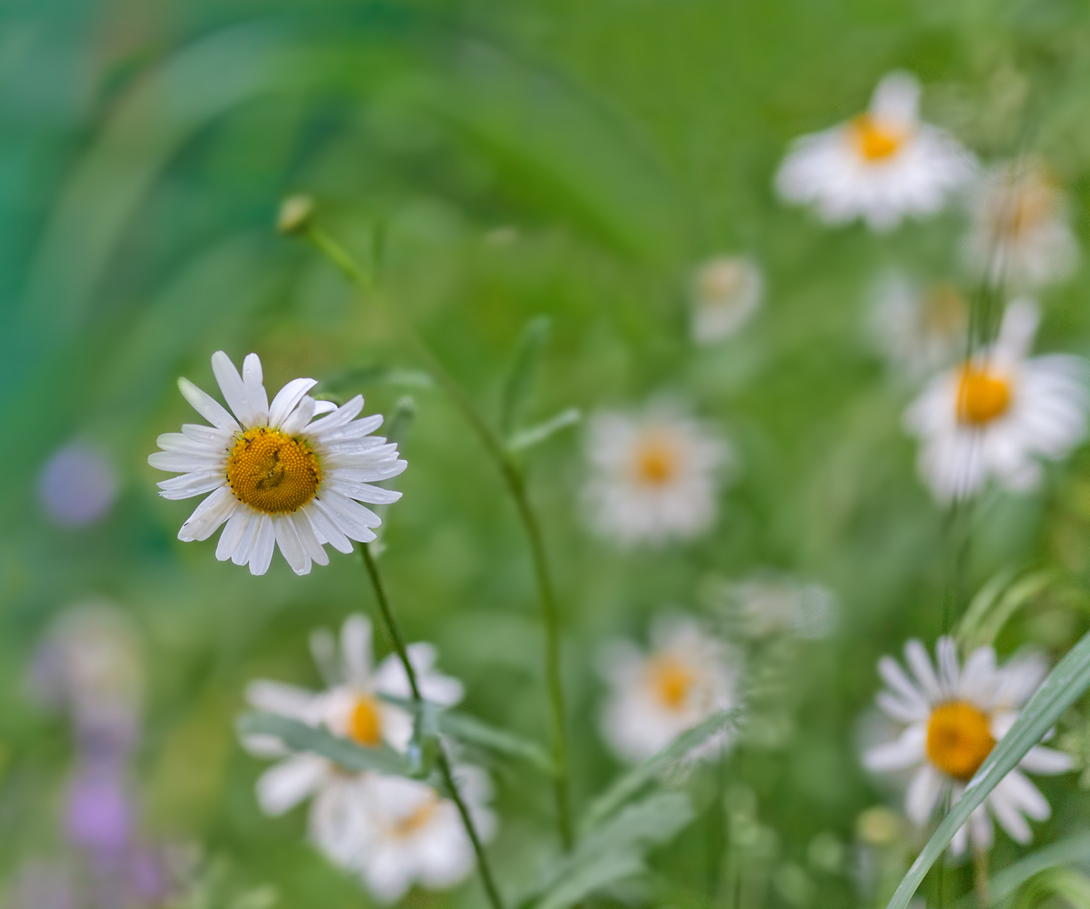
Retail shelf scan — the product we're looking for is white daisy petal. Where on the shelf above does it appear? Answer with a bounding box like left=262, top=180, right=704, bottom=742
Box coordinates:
left=177, top=377, right=240, bottom=432
left=242, top=353, right=269, bottom=424
left=272, top=514, right=311, bottom=576
left=249, top=515, right=276, bottom=575
left=341, top=614, right=374, bottom=688
left=212, top=350, right=254, bottom=425
left=268, top=378, right=318, bottom=429
left=178, top=487, right=236, bottom=542
left=246, top=679, right=316, bottom=718
left=302, top=503, right=354, bottom=554
left=1020, top=745, right=1073, bottom=775
left=256, top=754, right=328, bottom=816
left=863, top=724, right=926, bottom=772
left=216, top=508, right=252, bottom=561
left=905, top=765, right=943, bottom=825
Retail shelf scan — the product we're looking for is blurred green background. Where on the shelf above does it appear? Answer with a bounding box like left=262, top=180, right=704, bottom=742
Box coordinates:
left=6, top=0, right=1090, bottom=906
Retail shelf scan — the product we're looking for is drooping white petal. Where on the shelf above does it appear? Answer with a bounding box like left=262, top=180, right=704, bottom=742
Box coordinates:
left=178, top=487, right=237, bottom=542
left=291, top=513, right=330, bottom=568
left=272, top=514, right=310, bottom=576
left=249, top=515, right=276, bottom=575
left=905, top=765, right=943, bottom=825
left=216, top=508, right=252, bottom=561
left=863, top=724, right=926, bottom=772
left=302, top=504, right=354, bottom=554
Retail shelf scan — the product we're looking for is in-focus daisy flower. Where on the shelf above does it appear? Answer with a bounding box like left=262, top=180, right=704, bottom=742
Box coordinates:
left=149, top=351, right=406, bottom=576
left=868, top=274, right=968, bottom=379
left=351, top=768, right=496, bottom=904
left=582, top=401, right=731, bottom=547
left=862, top=637, right=1071, bottom=855
left=599, top=614, right=740, bottom=762
left=775, top=71, right=975, bottom=231
left=904, top=299, right=1089, bottom=502
left=690, top=256, right=764, bottom=345
left=38, top=442, right=119, bottom=528
left=241, top=614, right=463, bottom=867
left=965, top=159, right=1079, bottom=292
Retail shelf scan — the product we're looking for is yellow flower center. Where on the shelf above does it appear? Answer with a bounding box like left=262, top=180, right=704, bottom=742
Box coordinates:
left=956, top=366, right=1013, bottom=426
left=347, top=695, right=384, bottom=747
left=390, top=797, right=439, bottom=838
left=225, top=428, right=321, bottom=514
left=926, top=701, right=995, bottom=781
left=632, top=436, right=681, bottom=487
left=649, top=655, right=696, bottom=710
left=851, top=114, right=907, bottom=162
left=921, top=284, right=966, bottom=339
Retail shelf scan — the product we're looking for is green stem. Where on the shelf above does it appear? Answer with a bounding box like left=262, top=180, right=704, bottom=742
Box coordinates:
left=360, top=543, right=506, bottom=909
left=304, top=225, right=575, bottom=850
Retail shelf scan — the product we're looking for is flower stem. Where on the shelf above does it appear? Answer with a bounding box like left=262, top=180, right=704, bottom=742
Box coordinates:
left=302, top=223, right=576, bottom=851
left=360, top=543, right=506, bottom=909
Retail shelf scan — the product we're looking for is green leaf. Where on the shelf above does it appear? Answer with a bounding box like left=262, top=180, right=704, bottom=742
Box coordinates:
left=385, top=396, right=417, bottom=450
left=957, top=832, right=1090, bottom=907
left=378, top=694, right=553, bottom=773
left=581, top=709, right=739, bottom=833
left=885, top=628, right=1090, bottom=909
left=507, top=408, right=582, bottom=453
left=957, top=567, right=1056, bottom=651
left=237, top=712, right=411, bottom=777
left=523, top=791, right=695, bottom=909
left=1023, top=868, right=1090, bottom=909
left=500, top=316, right=551, bottom=436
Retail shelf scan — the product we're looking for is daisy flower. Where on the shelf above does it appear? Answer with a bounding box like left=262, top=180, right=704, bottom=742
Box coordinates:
left=690, top=256, right=764, bottom=345
left=599, top=614, right=740, bottom=763
left=351, top=768, right=496, bottom=904
left=868, top=274, right=968, bottom=379
left=149, top=351, right=406, bottom=575
left=965, top=159, right=1079, bottom=292
left=904, top=299, right=1089, bottom=502
left=582, top=400, right=731, bottom=547
left=241, top=614, right=463, bottom=867
left=862, top=637, right=1072, bottom=856
left=725, top=576, right=838, bottom=640
left=775, top=71, right=975, bottom=231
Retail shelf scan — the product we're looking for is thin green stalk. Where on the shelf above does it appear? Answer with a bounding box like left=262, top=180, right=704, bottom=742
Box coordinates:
left=302, top=224, right=576, bottom=850
left=360, top=543, right=506, bottom=909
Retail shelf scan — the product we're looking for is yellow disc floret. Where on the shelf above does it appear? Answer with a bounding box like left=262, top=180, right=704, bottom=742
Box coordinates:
left=926, top=701, right=995, bottom=781
left=956, top=367, right=1013, bottom=426
left=649, top=655, right=696, bottom=711
left=851, top=114, right=907, bottom=162
left=225, top=428, right=321, bottom=514
left=347, top=695, right=383, bottom=747
left=632, top=436, right=681, bottom=488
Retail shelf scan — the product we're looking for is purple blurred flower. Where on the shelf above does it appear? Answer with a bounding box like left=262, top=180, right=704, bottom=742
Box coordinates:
left=64, top=765, right=134, bottom=859
left=38, top=442, right=119, bottom=528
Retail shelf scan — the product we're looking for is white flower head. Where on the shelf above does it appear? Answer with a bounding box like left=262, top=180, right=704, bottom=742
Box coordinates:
left=775, top=71, right=976, bottom=231
left=862, top=637, right=1072, bottom=856
left=904, top=299, right=1089, bottom=502
left=868, top=273, right=968, bottom=380
left=599, top=614, right=741, bottom=763
left=690, top=256, right=764, bottom=345
left=149, top=351, right=407, bottom=576
left=726, top=576, right=838, bottom=640
left=351, top=767, right=496, bottom=904
left=241, top=614, right=464, bottom=867
left=964, top=159, right=1079, bottom=292
left=582, top=400, right=732, bottom=547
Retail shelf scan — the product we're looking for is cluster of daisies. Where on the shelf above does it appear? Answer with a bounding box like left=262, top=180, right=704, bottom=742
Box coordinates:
left=140, top=68, right=1090, bottom=904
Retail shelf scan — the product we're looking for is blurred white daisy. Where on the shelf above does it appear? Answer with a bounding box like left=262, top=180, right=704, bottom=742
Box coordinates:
left=582, top=401, right=731, bottom=547
left=775, top=71, right=975, bottom=231
left=149, top=351, right=406, bottom=576
left=904, top=299, right=1089, bottom=502
left=241, top=614, right=463, bottom=866
left=862, top=637, right=1071, bottom=856
left=690, top=256, right=764, bottom=345
left=868, top=274, right=968, bottom=379
left=599, top=614, right=740, bottom=762
left=351, top=768, right=496, bottom=904
left=965, top=160, right=1079, bottom=292
left=726, top=576, right=838, bottom=640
